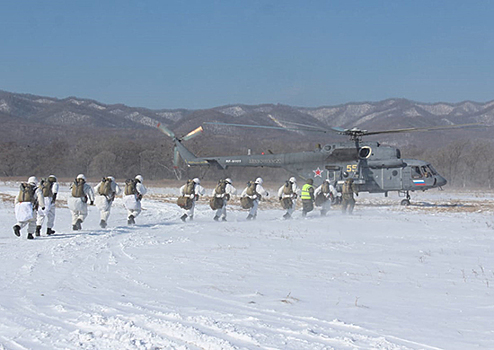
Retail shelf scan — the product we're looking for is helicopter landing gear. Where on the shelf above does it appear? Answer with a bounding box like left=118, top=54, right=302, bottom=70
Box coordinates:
left=400, top=191, right=411, bottom=206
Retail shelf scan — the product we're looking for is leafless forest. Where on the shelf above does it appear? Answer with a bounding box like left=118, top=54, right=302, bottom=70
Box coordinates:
left=0, top=127, right=492, bottom=189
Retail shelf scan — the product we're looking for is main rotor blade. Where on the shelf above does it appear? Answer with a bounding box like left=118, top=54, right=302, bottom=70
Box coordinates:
left=204, top=121, right=328, bottom=133
left=157, top=123, right=176, bottom=138
left=173, top=147, right=180, bottom=168
left=182, top=126, right=204, bottom=141
left=282, top=120, right=330, bottom=132
left=362, top=123, right=484, bottom=136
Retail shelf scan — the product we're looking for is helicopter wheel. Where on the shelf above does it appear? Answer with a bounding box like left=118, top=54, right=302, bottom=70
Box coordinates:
left=400, top=199, right=410, bottom=206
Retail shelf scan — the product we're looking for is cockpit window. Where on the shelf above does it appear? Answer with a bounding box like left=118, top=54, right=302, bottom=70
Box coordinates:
left=411, top=166, right=422, bottom=179
left=427, top=165, right=437, bottom=175
left=421, top=166, right=431, bottom=178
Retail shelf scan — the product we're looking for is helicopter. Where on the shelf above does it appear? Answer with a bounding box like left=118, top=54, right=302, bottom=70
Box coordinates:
left=157, top=121, right=479, bottom=205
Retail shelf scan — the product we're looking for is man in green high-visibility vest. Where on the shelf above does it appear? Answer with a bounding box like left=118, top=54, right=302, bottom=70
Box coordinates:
left=300, top=178, right=315, bottom=217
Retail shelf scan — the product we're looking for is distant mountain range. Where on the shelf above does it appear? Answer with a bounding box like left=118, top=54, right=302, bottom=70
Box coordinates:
left=1, top=89, right=492, bottom=150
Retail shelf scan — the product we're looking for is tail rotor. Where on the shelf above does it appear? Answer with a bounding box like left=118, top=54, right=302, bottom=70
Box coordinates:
left=157, top=124, right=205, bottom=179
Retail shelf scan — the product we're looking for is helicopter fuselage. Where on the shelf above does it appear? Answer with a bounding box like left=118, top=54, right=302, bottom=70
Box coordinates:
left=174, top=137, right=447, bottom=197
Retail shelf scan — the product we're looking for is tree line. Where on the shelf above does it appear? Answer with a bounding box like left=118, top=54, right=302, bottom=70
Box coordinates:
left=1, top=127, right=492, bottom=189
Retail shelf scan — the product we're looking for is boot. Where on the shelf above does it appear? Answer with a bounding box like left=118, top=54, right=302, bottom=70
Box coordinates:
left=128, top=215, right=135, bottom=225
left=76, top=219, right=82, bottom=230
left=213, top=216, right=219, bottom=221
left=321, top=210, right=327, bottom=216
left=246, top=214, right=253, bottom=220
left=72, top=224, right=78, bottom=231
left=100, top=220, right=107, bottom=228
left=13, top=225, right=21, bottom=237
left=35, top=225, right=41, bottom=236
left=221, top=217, right=227, bottom=222
left=180, top=214, right=187, bottom=222
left=47, top=228, right=55, bottom=235
left=27, top=233, right=34, bottom=240
left=283, top=213, right=291, bottom=220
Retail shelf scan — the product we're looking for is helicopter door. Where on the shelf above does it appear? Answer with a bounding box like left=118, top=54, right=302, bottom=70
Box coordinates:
left=402, top=167, right=412, bottom=188
left=381, top=168, right=403, bottom=190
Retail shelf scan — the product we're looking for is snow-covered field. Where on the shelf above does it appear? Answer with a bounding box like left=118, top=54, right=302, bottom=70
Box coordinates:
left=1, top=182, right=493, bottom=350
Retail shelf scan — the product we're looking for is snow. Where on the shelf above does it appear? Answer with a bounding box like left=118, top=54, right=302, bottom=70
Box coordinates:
left=124, top=112, right=159, bottom=128
left=1, top=183, right=493, bottom=349
left=220, top=107, right=246, bottom=118
left=35, top=99, right=56, bottom=104
left=88, top=103, right=107, bottom=110
left=69, top=99, right=85, bottom=106
left=0, top=99, right=11, bottom=113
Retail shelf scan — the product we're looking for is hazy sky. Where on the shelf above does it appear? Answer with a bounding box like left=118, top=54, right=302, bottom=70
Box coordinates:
left=2, top=1, right=493, bottom=109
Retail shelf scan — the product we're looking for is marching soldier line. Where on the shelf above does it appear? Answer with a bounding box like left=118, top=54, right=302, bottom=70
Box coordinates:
left=13, top=175, right=358, bottom=239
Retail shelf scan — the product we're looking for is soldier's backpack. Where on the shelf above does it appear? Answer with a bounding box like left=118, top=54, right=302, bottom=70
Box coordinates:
left=209, top=197, right=223, bottom=210
left=98, top=177, right=113, bottom=196
left=41, top=178, right=54, bottom=198
left=210, top=180, right=227, bottom=210
left=280, top=181, right=293, bottom=209
left=240, top=181, right=257, bottom=209
left=313, top=182, right=327, bottom=207
left=321, top=181, right=330, bottom=194
left=240, top=196, right=254, bottom=209
left=184, top=179, right=196, bottom=195
left=72, top=179, right=86, bottom=198
left=177, top=196, right=193, bottom=210
left=282, top=181, right=293, bottom=196
left=124, top=179, right=137, bottom=195
left=177, top=180, right=195, bottom=210
left=245, top=181, right=258, bottom=196
left=214, top=180, right=227, bottom=196
left=17, top=183, right=35, bottom=203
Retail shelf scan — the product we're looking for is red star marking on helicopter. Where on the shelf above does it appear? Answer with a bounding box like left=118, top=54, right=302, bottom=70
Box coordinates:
left=313, top=167, right=323, bottom=177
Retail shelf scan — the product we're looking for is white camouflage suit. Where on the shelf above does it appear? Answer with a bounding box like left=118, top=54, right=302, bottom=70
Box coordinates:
left=123, top=179, right=147, bottom=222
left=36, top=178, right=59, bottom=233
left=241, top=179, right=268, bottom=219
left=211, top=181, right=237, bottom=220
left=94, top=178, right=122, bottom=225
left=179, top=180, right=205, bottom=220
left=14, top=177, right=45, bottom=238
left=314, top=180, right=338, bottom=215
left=68, top=178, right=95, bottom=228
left=277, top=180, right=300, bottom=218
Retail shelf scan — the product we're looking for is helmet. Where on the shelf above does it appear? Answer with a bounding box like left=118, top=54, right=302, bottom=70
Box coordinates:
left=193, top=178, right=200, bottom=184
left=77, top=174, right=86, bottom=181
left=255, top=177, right=263, bottom=184
left=27, top=176, right=38, bottom=186
left=135, top=175, right=143, bottom=183
left=324, top=179, right=330, bottom=183
left=225, top=178, right=232, bottom=184
left=48, top=175, right=57, bottom=182
left=289, top=177, right=296, bottom=183
left=107, top=176, right=115, bottom=182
